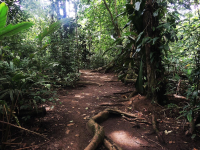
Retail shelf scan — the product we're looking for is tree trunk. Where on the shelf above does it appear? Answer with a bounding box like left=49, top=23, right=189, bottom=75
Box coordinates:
left=103, top=0, right=121, bottom=38
left=143, top=0, right=167, bottom=104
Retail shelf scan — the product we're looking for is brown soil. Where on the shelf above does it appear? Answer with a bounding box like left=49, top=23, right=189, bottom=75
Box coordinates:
left=6, top=70, right=200, bottom=150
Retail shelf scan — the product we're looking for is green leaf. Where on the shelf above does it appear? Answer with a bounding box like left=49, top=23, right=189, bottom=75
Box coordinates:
left=123, top=21, right=132, bottom=30
left=114, top=12, right=126, bottom=20
left=187, top=110, right=193, bottom=122
left=10, top=90, right=14, bottom=101
left=191, top=134, right=196, bottom=139
left=12, top=113, right=21, bottom=126
left=142, top=37, right=151, bottom=45
left=45, top=84, right=51, bottom=90
left=136, top=31, right=144, bottom=43
left=0, top=22, right=34, bottom=39
left=152, top=37, right=159, bottom=45
left=135, top=58, right=144, bottom=94
left=0, top=2, right=8, bottom=29
left=125, top=31, right=137, bottom=36
left=187, top=68, right=192, bottom=75
left=12, top=73, right=27, bottom=81
left=37, top=18, right=70, bottom=42
left=153, top=8, right=159, bottom=17
left=41, top=44, right=50, bottom=50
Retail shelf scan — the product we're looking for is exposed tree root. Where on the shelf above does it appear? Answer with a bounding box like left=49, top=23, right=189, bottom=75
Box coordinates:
left=128, top=90, right=138, bottom=99
left=85, top=108, right=138, bottom=150
left=92, top=61, right=115, bottom=73
left=106, top=80, right=119, bottom=82
left=85, top=119, right=104, bottom=150
left=124, top=78, right=136, bottom=83
left=76, top=81, right=103, bottom=87
left=151, top=113, right=165, bottom=144
left=104, top=136, right=123, bottom=150
left=168, top=94, right=188, bottom=101
left=99, top=102, right=125, bottom=106
left=116, top=90, right=138, bottom=103
left=113, top=91, right=133, bottom=95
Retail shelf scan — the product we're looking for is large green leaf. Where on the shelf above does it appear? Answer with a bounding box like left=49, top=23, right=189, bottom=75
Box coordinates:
left=0, top=2, right=8, bottom=29
left=37, top=18, right=70, bottom=42
left=0, top=22, right=34, bottom=39
left=187, top=110, right=193, bottom=122
left=135, top=59, right=144, bottom=94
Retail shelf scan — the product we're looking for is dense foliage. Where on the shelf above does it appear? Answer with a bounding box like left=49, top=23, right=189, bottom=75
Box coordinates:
left=1, top=0, right=200, bottom=148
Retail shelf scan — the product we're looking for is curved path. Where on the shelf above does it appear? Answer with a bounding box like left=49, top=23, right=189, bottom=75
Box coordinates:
left=19, top=70, right=198, bottom=150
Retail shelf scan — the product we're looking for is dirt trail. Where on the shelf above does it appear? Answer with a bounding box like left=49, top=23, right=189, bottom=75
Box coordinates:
left=17, top=70, right=200, bottom=150
left=41, top=70, right=151, bottom=150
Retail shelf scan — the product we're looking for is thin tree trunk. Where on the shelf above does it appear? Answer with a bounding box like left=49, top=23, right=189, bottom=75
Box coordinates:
left=103, top=0, right=121, bottom=38
left=62, top=0, right=67, bottom=18
left=74, top=0, right=79, bottom=72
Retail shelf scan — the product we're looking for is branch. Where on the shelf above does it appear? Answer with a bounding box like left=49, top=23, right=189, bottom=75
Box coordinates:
left=0, top=121, right=48, bottom=139
left=102, top=0, right=121, bottom=37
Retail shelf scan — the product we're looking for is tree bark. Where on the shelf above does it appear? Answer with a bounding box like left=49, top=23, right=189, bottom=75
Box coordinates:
left=143, top=0, right=167, bottom=104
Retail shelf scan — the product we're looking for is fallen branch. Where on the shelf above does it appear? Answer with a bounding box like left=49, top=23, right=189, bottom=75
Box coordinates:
left=0, top=121, right=48, bottom=140
left=76, top=81, right=103, bottom=86
left=113, top=91, right=133, bottom=95
left=99, top=102, right=125, bottom=106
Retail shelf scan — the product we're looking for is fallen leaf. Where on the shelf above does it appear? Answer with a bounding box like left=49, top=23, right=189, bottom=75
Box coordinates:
left=169, top=141, right=175, bottom=144
left=67, top=123, right=75, bottom=127
left=84, top=116, right=90, bottom=120
left=122, top=95, right=127, bottom=98
left=75, top=134, right=79, bottom=137
left=66, top=129, right=70, bottom=134
left=77, top=111, right=80, bottom=114
left=164, top=130, right=172, bottom=135
left=183, top=141, right=187, bottom=144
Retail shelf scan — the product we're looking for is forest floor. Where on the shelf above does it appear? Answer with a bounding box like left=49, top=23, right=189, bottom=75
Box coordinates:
left=8, top=70, right=200, bottom=150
